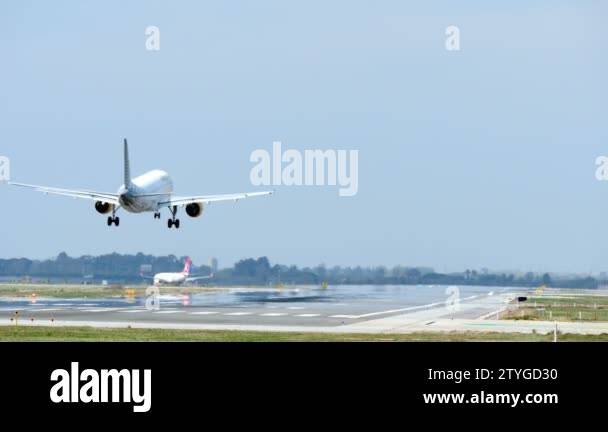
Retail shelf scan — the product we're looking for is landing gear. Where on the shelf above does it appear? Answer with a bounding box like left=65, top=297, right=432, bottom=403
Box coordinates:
left=107, top=208, right=120, bottom=227
left=167, top=205, right=180, bottom=229
left=154, top=212, right=161, bottom=219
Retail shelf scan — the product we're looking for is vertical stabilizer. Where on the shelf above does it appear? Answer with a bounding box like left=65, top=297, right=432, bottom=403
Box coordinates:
left=123, top=138, right=131, bottom=188
left=183, top=257, right=192, bottom=275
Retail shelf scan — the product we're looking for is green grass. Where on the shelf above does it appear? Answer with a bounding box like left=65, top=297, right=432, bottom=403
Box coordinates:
left=0, top=284, right=221, bottom=299
left=0, top=325, right=607, bottom=341
left=0, top=284, right=133, bottom=299
left=503, top=295, right=608, bottom=322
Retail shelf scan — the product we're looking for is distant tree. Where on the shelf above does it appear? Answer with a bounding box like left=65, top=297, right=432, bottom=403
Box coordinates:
left=314, top=264, right=327, bottom=280
left=406, top=268, right=421, bottom=280
left=233, top=257, right=271, bottom=281
left=57, top=252, right=69, bottom=261
left=0, top=253, right=601, bottom=288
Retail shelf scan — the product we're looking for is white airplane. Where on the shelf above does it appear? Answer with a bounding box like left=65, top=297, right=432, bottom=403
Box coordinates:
left=152, top=257, right=212, bottom=285
left=8, top=139, right=273, bottom=228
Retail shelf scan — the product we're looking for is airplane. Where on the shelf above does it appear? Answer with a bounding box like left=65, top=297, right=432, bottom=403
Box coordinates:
left=151, top=257, right=212, bottom=286
left=8, top=139, right=273, bottom=229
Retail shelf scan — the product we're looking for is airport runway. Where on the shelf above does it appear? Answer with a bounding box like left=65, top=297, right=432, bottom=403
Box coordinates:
left=0, top=284, right=520, bottom=331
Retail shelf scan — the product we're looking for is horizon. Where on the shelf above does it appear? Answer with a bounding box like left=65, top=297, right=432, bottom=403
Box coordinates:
left=0, top=251, right=603, bottom=278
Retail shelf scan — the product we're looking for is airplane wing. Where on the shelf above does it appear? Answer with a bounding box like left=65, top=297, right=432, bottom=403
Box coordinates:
left=159, top=191, right=273, bottom=207
left=8, top=182, right=120, bottom=205
left=186, top=274, right=215, bottom=282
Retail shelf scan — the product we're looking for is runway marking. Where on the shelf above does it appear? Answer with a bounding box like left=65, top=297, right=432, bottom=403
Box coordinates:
left=355, top=302, right=446, bottom=318
left=225, top=312, right=253, bottom=316
left=287, top=306, right=305, bottom=310
left=29, top=308, right=62, bottom=312
left=54, top=303, right=75, bottom=307
left=260, top=313, right=288, bottom=317
left=189, top=311, right=219, bottom=315
left=477, top=307, right=507, bottom=320
left=120, top=309, right=147, bottom=313
left=296, top=314, right=320, bottom=317
left=327, top=296, right=487, bottom=320
left=82, top=308, right=122, bottom=313
left=155, top=310, right=181, bottom=314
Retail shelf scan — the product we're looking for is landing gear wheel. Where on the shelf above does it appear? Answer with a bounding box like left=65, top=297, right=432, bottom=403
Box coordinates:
left=167, top=205, right=180, bottom=229
left=107, top=216, right=119, bottom=227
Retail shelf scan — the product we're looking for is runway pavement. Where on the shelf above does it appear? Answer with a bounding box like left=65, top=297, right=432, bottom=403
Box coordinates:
left=0, top=284, right=528, bottom=333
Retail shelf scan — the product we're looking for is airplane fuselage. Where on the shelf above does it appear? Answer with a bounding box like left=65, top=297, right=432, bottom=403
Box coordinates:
left=153, top=272, right=187, bottom=286
left=118, top=170, right=173, bottom=213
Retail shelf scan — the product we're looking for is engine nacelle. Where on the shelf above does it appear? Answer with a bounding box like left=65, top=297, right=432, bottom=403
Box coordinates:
left=95, top=201, right=113, bottom=214
left=185, top=203, right=203, bottom=218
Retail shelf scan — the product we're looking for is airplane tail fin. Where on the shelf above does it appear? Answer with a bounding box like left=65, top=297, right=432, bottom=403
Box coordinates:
left=123, top=138, right=132, bottom=188
left=182, top=257, right=192, bottom=275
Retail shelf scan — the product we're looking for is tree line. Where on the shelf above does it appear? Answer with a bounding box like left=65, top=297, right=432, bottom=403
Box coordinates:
left=0, top=252, right=600, bottom=288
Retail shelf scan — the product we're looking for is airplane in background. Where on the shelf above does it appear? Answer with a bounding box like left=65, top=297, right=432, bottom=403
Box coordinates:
left=8, top=139, right=273, bottom=229
left=150, top=257, right=213, bottom=286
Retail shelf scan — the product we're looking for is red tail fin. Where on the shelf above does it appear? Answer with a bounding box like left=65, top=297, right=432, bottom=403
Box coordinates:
left=182, top=257, right=192, bottom=275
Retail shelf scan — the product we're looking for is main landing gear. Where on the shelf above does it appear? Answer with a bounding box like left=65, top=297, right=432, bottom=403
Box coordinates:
left=153, top=212, right=161, bottom=219
left=107, top=208, right=119, bottom=227
left=168, top=205, right=180, bottom=229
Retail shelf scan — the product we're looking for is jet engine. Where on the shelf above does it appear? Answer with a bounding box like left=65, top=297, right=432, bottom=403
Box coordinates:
left=185, top=203, right=203, bottom=218
left=95, top=201, right=113, bottom=214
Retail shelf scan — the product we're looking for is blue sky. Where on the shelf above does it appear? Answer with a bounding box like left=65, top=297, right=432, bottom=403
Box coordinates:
left=0, top=1, right=606, bottom=272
